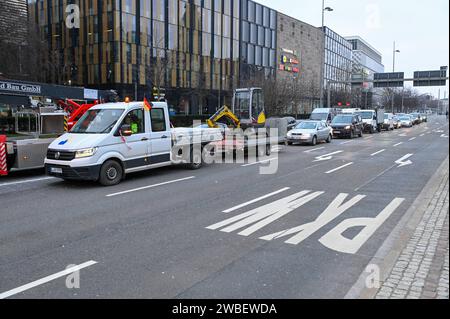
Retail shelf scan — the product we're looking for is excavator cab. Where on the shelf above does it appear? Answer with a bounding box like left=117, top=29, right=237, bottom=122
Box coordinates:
left=233, top=88, right=266, bottom=128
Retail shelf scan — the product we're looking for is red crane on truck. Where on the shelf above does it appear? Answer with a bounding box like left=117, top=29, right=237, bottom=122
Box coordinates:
left=58, top=99, right=99, bottom=130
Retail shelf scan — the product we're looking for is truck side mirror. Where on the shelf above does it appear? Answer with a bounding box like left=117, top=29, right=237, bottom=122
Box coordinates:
left=120, top=124, right=133, bottom=137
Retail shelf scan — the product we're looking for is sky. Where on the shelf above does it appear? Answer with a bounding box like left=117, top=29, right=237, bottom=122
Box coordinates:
left=257, top=0, right=450, bottom=99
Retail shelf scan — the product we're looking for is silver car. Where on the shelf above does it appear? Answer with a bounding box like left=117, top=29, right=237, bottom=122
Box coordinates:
left=398, top=115, right=413, bottom=128
left=287, top=120, right=333, bottom=146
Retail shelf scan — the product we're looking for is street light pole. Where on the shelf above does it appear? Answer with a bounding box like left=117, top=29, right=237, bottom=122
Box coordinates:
left=391, top=41, right=400, bottom=112
left=319, top=1, right=333, bottom=109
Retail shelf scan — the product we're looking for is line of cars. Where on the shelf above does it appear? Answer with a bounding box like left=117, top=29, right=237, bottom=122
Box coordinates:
left=286, top=108, right=428, bottom=146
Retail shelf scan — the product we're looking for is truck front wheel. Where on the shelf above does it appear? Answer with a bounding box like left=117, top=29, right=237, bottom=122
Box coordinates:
left=99, top=160, right=123, bottom=186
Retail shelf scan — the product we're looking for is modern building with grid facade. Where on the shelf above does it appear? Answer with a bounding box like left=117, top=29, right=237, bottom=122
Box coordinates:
left=26, top=0, right=279, bottom=115
left=322, top=26, right=353, bottom=105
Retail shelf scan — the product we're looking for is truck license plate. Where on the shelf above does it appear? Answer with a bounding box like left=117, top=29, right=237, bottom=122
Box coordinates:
left=50, top=167, right=63, bottom=174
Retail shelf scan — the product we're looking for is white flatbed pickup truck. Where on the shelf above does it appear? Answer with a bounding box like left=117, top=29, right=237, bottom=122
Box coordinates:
left=44, top=101, right=223, bottom=186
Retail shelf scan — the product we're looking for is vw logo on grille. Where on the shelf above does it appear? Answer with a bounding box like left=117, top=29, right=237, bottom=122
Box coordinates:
left=55, top=152, right=61, bottom=160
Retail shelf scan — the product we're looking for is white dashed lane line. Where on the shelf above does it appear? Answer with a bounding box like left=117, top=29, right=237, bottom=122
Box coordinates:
left=0, top=177, right=55, bottom=187
left=325, top=162, right=354, bottom=174
left=0, top=261, right=97, bottom=299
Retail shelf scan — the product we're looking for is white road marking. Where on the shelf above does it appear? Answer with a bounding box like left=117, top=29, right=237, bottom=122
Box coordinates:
left=0, top=261, right=97, bottom=299
left=313, top=151, right=344, bottom=162
left=355, top=164, right=397, bottom=192
left=319, top=198, right=405, bottom=254
left=261, top=193, right=366, bottom=244
left=371, top=149, right=386, bottom=156
left=106, top=176, right=195, bottom=197
left=420, top=134, right=425, bottom=137
left=303, top=147, right=325, bottom=153
left=364, top=136, right=374, bottom=139
left=340, top=141, right=353, bottom=145
left=325, top=162, right=354, bottom=174
left=409, top=137, right=416, bottom=141
left=208, top=190, right=324, bottom=236
left=395, top=154, right=414, bottom=167
left=441, top=134, right=449, bottom=138
left=241, top=158, right=278, bottom=167
left=223, top=187, right=291, bottom=213
left=393, top=142, right=403, bottom=147
left=0, top=177, right=55, bottom=187
left=271, top=146, right=283, bottom=152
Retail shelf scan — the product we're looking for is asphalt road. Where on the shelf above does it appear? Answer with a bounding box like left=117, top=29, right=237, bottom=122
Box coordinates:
left=0, top=116, right=448, bottom=299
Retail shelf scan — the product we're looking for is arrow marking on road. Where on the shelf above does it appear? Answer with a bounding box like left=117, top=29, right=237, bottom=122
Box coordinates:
left=395, top=154, right=413, bottom=168
left=313, top=151, right=343, bottom=162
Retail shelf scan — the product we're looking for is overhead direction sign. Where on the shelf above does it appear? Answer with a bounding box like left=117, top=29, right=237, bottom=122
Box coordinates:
left=413, top=67, right=447, bottom=87
left=373, top=72, right=404, bottom=88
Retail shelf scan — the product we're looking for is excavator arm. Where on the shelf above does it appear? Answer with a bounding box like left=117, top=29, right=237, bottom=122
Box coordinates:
left=207, top=106, right=241, bottom=129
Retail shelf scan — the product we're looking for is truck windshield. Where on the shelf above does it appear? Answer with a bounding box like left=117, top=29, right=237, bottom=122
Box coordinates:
left=310, top=113, right=328, bottom=121
left=357, top=111, right=374, bottom=119
left=71, top=109, right=124, bottom=134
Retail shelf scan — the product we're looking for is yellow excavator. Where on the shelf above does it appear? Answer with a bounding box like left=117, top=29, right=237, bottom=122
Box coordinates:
left=207, top=88, right=275, bottom=157
left=207, top=88, right=266, bottom=130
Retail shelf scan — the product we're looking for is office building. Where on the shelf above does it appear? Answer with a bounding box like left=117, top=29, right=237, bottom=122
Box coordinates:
left=322, top=26, right=353, bottom=107
left=276, top=13, right=322, bottom=114
left=346, top=36, right=384, bottom=108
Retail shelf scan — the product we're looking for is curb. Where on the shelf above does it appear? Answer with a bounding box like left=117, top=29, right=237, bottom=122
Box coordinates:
left=345, top=155, right=450, bottom=299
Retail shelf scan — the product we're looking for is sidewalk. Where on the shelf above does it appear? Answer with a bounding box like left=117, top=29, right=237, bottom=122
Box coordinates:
left=375, top=164, right=449, bottom=299
left=345, top=157, right=449, bottom=299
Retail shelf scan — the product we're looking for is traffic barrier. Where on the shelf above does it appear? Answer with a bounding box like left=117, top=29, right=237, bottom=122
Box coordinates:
left=64, top=116, right=69, bottom=132
left=0, top=135, right=7, bottom=176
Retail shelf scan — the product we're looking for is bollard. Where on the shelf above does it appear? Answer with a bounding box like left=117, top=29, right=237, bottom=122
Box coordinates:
left=0, top=135, right=8, bottom=176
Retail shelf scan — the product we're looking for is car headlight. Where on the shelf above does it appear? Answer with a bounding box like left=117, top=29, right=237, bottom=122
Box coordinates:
left=287, top=132, right=292, bottom=137
left=345, top=126, right=351, bottom=130
left=75, top=147, right=98, bottom=159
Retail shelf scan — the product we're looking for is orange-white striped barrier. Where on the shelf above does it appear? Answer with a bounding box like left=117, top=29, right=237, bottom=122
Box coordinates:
left=0, top=135, right=7, bottom=176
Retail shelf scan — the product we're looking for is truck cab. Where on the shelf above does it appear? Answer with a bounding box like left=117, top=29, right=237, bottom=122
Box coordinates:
left=44, top=101, right=222, bottom=186
left=355, top=109, right=384, bottom=133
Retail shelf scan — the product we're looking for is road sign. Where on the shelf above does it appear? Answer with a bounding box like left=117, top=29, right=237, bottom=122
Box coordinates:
left=413, top=68, right=447, bottom=87
left=374, top=72, right=404, bottom=88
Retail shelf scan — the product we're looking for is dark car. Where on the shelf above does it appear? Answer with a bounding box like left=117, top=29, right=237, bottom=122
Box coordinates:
left=409, top=113, right=422, bottom=125
left=284, top=117, right=298, bottom=131
left=331, top=114, right=364, bottom=139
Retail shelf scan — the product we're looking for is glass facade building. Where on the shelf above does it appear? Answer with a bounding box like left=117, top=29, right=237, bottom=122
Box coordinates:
left=239, top=0, right=277, bottom=83
left=322, top=27, right=352, bottom=103
left=27, top=0, right=277, bottom=115
left=345, top=36, right=384, bottom=108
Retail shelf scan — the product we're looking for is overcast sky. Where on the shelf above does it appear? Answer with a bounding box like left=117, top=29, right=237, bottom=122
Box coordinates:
left=257, top=0, right=449, bottom=99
